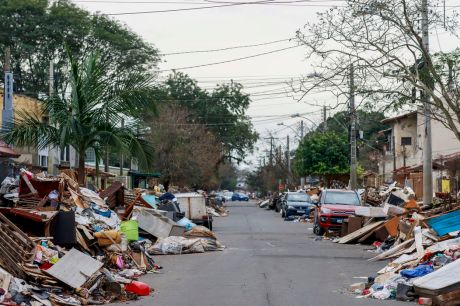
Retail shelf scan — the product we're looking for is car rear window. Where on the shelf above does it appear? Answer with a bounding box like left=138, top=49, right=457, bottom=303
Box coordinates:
left=287, top=193, right=311, bottom=202
left=324, top=192, right=360, bottom=205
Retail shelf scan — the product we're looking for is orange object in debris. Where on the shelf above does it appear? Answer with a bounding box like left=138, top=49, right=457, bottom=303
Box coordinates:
left=405, top=199, right=419, bottom=210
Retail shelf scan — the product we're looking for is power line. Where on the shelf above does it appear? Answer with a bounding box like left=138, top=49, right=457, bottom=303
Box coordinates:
left=160, top=38, right=294, bottom=55
left=104, top=0, right=276, bottom=15
left=159, top=45, right=301, bottom=72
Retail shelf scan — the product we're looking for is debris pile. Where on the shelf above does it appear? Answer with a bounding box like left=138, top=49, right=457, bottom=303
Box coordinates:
left=0, top=169, right=224, bottom=305
left=337, top=184, right=460, bottom=305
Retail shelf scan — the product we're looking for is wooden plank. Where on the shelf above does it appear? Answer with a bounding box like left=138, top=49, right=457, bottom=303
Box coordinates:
left=384, top=216, right=401, bottom=237
left=357, top=223, right=385, bottom=243
left=368, top=238, right=415, bottom=261
left=338, top=221, right=385, bottom=244
left=414, top=226, right=424, bottom=258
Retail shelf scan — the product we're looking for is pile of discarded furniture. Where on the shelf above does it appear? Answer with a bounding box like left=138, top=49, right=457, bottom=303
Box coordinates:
left=330, top=183, right=460, bottom=305
left=0, top=169, right=224, bottom=305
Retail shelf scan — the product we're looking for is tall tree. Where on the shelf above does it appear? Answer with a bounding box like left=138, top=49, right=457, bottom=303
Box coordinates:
left=2, top=52, right=156, bottom=184
left=294, top=132, right=350, bottom=185
left=296, top=0, right=460, bottom=142
left=165, top=72, right=258, bottom=162
left=146, top=103, right=221, bottom=189
left=0, top=0, right=159, bottom=96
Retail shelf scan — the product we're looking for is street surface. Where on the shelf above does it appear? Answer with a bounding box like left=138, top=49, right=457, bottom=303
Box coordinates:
left=124, top=200, right=407, bottom=306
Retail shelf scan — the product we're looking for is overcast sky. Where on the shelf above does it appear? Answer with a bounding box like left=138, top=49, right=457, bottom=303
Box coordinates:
left=75, top=0, right=460, bottom=170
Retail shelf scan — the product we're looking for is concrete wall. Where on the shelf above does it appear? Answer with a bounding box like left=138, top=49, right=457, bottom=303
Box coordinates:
left=0, top=90, right=43, bottom=166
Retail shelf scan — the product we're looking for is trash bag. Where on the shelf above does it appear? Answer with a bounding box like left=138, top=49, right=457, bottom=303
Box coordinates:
left=400, top=264, right=434, bottom=278
left=177, top=217, right=196, bottom=231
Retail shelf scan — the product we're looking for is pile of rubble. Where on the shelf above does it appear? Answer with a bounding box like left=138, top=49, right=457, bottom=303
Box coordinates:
left=0, top=169, right=224, bottom=305
left=334, top=184, right=460, bottom=305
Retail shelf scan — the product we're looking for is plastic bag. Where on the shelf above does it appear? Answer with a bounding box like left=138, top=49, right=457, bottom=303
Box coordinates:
left=177, top=217, right=196, bottom=231
left=400, top=264, right=434, bottom=278
left=372, top=288, right=391, bottom=300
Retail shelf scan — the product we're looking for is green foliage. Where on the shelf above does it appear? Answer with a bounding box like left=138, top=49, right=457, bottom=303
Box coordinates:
left=294, top=131, right=349, bottom=177
left=164, top=72, right=258, bottom=162
left=2, top=51, right=156, bottom=183
left=0, top=0, right=159, bottom=96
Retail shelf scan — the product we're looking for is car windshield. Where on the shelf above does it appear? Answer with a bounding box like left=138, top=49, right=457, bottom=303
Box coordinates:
left=324, top=192, right=360, bottom=205
left=287, top=193, right=311, bottom=202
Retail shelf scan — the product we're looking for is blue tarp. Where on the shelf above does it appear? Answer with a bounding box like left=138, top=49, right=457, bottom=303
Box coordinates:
left=427, top=210, right=460, bottom=237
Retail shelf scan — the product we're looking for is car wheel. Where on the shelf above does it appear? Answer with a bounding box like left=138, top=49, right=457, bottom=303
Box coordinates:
left=313, top=221, right=325, bottom=236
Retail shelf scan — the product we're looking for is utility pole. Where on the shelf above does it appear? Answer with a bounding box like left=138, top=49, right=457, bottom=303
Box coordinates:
left=323, top=105, right=327, bottom=132
left=300, top=120, right=304, bottom=139
left=349, top=64, right=358, bottom=190
left=47, top=61, right=54, bottom=175
left=287, top=134, right=290, bottom=176
left=2, top=47, right=13, bottom=131
left=422, top=0, right=433, bottom=206
left=269, top=137, right=273, bottom=166
left=120, top=118, right=124, bottom=176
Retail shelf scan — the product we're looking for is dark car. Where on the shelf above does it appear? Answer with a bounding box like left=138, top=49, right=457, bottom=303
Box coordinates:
left=313, top=189, right=361, bottom=235
left=280, top=192, right=314, bottom=219
left=232, top=192, right=249, bottom=201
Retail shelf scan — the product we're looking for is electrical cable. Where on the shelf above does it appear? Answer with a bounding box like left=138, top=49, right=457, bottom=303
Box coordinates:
left=159, top=45, right=301, bottom=72
left=161, top=38, right=294, bottom=55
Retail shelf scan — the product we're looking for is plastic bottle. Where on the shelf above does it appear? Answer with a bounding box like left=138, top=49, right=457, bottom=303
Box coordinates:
left=120, top=234, right=128, bottom=252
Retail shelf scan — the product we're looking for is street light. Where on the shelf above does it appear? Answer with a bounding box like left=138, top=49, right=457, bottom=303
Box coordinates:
left=276, top=122, right=301, bottom=139
left=290, top=113, right=319, bottom=129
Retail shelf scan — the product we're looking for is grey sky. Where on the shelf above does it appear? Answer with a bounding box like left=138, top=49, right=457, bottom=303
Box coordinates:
left=75, top=0, right=460, bottom=169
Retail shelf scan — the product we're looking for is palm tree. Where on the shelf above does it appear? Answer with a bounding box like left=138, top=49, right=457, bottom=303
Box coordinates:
left=2, top=51, right=156, bottom=184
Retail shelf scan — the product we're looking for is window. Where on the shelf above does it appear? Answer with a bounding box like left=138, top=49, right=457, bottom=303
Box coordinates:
left=39, top=155, right=48, bottom=167
left=287, top=193, right=311, bottom=202
left=324, top=191, right=360, bottom=205
left=401, top=137, right=412, bottom=146
left=60, top=145, right=70, bottom=162
left=85, top=148, right=96, bottom=163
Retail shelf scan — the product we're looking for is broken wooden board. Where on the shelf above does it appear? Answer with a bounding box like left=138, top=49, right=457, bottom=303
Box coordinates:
left=368, top=238, right=415, bottom=262
left=45, top=248, right=103, bottom=288
left=384, top=216, right=401, bottom=237
left=338, top=221, right=385, bottom=244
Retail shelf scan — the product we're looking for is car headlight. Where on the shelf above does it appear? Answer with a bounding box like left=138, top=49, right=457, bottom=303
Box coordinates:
left=320, top=207, right=331, bottom=214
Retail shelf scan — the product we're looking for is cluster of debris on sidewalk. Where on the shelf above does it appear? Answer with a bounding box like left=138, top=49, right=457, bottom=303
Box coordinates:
left=335, top=184, right=460, bottom=305
left=0, top=169, right=227, bottom=305
left=256, top=183, right=460, bottom=305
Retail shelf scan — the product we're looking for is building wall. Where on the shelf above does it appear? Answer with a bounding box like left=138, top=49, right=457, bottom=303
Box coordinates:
left=0, top=90, right=43, bottom=166
left=380, top=114, right=421, bottom=182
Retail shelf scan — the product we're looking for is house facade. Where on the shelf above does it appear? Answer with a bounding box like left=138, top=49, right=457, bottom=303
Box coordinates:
left=379, top=109, right=460, bottom=194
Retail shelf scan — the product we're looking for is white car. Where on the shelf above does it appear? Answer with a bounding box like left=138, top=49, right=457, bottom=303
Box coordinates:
left=223, top=191, right=233, bottom=202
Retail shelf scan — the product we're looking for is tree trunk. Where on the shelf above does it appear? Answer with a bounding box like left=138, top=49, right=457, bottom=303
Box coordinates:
left=78, top=152, right=86, bottom=186
left=95, top=149, right=100, bottom=189
left=102, top=148, right=109, bottom=189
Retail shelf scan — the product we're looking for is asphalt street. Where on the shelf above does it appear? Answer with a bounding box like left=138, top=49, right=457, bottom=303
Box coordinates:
left=122, top=200, right=408, bottom=306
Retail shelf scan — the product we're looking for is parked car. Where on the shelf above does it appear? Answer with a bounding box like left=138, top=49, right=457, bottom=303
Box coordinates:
left=313, top=189, right=362, bottom=235
left=231, top=192, right=249, bottom=201
left=223, top=191, right=233, bottom=202
left=280, top=192, right=313, bottom=218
